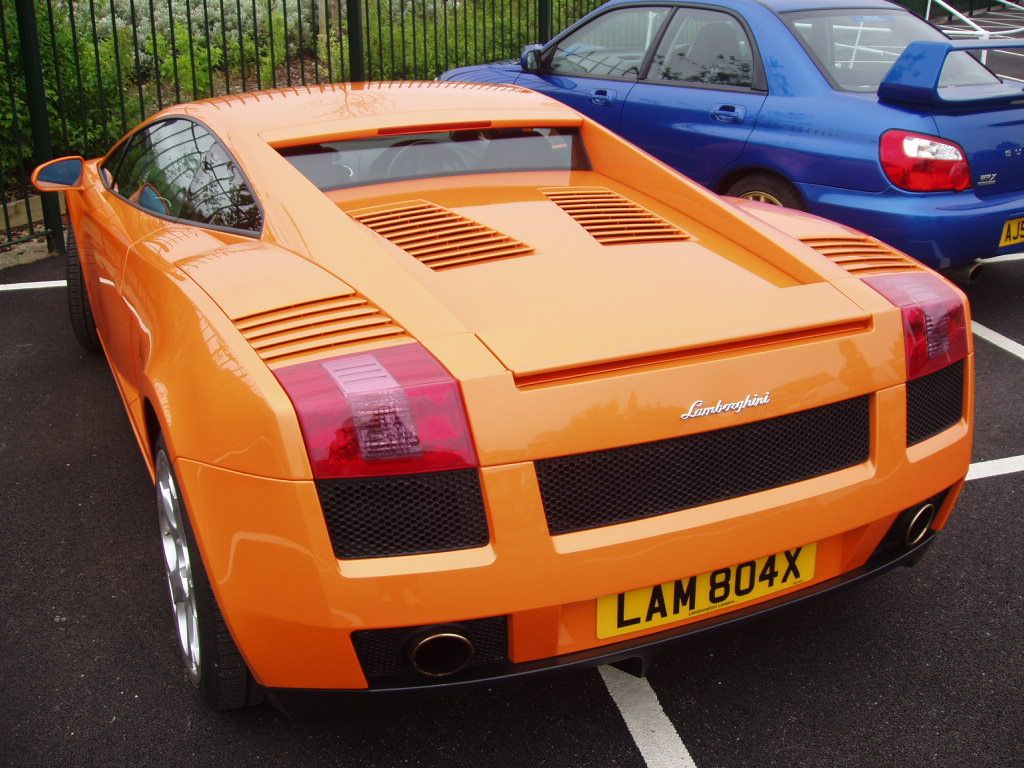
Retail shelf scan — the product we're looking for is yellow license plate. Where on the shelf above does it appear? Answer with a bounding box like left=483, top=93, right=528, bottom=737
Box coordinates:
left=596, top=543, right=817, bottom=639
left=999, top=216, right=1024, bottom=248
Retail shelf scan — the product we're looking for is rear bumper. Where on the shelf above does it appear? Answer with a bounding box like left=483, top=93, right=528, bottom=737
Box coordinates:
left=268, top=530, right=937, bottom=714
left=174, top=350, right=973, bottom=694
left=797, top=181, right=1024, bottom=268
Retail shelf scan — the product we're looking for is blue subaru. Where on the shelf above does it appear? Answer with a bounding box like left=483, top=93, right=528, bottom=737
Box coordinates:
left=440, top=0, right=1024, bottom=272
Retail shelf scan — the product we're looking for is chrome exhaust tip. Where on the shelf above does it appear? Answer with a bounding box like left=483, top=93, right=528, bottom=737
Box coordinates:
left=407, top=631, right=475, bottom=677
left=943, top=261, right=983, bottom=286
left=904, top=502, right=937, bottom=547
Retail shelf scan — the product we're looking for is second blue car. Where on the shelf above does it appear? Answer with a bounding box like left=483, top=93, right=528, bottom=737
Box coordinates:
left=441, top=0, right=1024, bottom=271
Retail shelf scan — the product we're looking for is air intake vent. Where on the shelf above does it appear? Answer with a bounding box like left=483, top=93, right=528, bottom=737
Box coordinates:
left=537, top=396, right=870, bottom=534
left=802, top=236, right=923, bottom=276
left=907, top=359, right=964, bottom=445
left=541, top=186, right=691, bottom=245
left=349, top=200, right=533, bottom=269
left=234, top=293, right=407, bottom=364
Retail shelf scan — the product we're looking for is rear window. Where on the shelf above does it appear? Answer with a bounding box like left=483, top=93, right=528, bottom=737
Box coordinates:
left=783, top=10, right=1001, bottom=92
left=278, top=127, right=589, bottom=191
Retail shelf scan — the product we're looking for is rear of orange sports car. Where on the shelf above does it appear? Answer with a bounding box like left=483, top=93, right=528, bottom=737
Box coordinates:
left=39, top=83, right=972, bottom=709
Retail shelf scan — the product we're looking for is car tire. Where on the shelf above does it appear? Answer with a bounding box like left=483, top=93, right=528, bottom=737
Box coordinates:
left=154, top=436, right=265, bottom=709
left=725, top=173, right=806, bottom=210
left=65, top=224, right=102, bottom=353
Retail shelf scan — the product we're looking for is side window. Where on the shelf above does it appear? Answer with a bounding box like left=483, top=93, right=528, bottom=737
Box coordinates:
left=549, top=7, right=670, bottom=79
left=112, top=120, right=214, bottom=217
left=177, top=142, right=262, bottom=232
left=109, top=119, right=261, bottom=233
left=100, top=139, right=129, bottom=189
left=648, top=9, right=754, bottom=88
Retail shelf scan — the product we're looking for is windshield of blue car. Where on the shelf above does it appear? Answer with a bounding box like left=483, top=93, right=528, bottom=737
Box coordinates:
left=278, top=127, right=590, bottom=191
left=783, top=10, right=1002, bottom=92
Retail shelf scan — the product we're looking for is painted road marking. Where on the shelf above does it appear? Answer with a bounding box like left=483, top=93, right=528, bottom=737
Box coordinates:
left=600, top=666, right=698, bottom=768
left=0, top=279, right=67, bottom=292
left=973, top=322, right=1024, bottom=362
left=967, top=454, right=1024, bottom=481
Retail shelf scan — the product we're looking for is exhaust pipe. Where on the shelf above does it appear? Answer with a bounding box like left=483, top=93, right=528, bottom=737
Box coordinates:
left=904, top=502, right=937, bottom=547
left=407, top=630, right=475, bottom=677
left=943, top=260, right=983, bottom=286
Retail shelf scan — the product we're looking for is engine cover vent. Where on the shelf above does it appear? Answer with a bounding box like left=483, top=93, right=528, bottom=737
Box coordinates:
left=234, top=293, right=407, bottom=365
left=801, top=236, right=923, bottom=276
left=349, top=200, right=533, bottom=270
left=541, top=186, right=691, bottom=245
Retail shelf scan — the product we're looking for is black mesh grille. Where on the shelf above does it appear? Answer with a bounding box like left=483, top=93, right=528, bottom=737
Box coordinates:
left=907, top=360, right=965, bottom=445
left=316, top=469, right=489, bottom=559
left=352, top=616, right=508, bottom=683
left=536, top=397, right=871, bottom=534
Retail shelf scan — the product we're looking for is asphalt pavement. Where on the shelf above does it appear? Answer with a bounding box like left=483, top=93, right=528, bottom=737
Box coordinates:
left=2, top=250, right=1023, bottom=768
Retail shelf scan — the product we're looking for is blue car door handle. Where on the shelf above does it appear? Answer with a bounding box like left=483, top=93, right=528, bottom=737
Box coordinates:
left=589, top=88, right=617, bottom=106
left=711, top=104, right=746, bottom=123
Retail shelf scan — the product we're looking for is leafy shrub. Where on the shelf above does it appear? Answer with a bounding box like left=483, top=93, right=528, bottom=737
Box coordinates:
left=1, top=0, right=602, bottom=198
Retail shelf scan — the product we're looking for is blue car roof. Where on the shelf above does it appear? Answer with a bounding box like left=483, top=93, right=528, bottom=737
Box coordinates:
left=604, top=0, right=902, bottom=14
left=753, top=0, right=901, bottom=12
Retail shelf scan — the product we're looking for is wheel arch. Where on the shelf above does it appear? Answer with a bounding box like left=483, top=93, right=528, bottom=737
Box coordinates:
left=715, top=166, right=792, bottom=196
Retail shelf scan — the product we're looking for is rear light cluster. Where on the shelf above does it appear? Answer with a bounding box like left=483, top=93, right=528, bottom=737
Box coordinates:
left=275, top=343, right=478, bottom=478
left=864, top=273, right=969, bottom=380
left=880, top=130, right=971, bottom=193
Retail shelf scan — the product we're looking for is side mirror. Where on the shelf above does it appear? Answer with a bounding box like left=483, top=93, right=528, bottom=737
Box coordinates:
left=32, top=156, right=85, bottom=191
left=521, top=44, right=543, bottom=73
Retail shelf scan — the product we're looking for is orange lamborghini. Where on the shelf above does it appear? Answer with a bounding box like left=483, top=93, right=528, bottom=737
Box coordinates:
left=33, top=82, right=973, bottom=711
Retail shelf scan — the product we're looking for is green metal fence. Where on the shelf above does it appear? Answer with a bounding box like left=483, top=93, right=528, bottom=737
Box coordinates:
left=1, top=0, right=603, bottom=253
left=0, top=0, right=1004, bottom=254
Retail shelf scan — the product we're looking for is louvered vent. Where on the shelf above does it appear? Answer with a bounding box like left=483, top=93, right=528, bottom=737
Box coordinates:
left=234, top=294, right=407, bottom=365
left=802, top=236, right=923, bottom=276
left=349, top=200, right=533, bottom=269
left=541, top=186, right=690, bottom=245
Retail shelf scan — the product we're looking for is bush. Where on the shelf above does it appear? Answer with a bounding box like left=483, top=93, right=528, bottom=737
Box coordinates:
left=1, top=0, right=601, bottom=197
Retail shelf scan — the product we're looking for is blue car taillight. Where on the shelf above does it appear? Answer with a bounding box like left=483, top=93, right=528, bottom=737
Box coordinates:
left=880, top=130, right=971, bottom=193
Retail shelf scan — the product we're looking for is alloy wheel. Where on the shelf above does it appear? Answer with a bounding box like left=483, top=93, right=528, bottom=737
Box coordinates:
left=156, top=451, right=201, bottom=685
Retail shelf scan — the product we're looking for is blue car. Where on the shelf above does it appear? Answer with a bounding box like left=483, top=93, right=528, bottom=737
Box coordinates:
left=440, top=0, right=1024, bottom=272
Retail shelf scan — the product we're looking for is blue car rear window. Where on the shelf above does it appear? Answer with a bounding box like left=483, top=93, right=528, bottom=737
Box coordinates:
left=782, top=10, right=1001, bottom=92
left=278, top=127, right=590, bottom=191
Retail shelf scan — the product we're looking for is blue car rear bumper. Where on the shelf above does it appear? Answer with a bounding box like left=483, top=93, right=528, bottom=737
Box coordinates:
left=797, top=182, right=1024, bottom=269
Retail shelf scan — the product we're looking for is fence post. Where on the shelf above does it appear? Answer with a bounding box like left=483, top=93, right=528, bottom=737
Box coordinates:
left=538, top=0, right=553, bottom=43
left=14, top=0, right=64, bottom=255
left=347, top=0, right=366, bottom=81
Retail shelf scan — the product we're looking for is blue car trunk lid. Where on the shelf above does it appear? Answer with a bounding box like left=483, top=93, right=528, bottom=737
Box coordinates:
left=933, top=109, right=1024, bottom=197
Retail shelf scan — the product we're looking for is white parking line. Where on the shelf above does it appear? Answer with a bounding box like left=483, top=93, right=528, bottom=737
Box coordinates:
left=967, top=454, right=1024, bottom=481
left=600, top=666, right=698, bottom=768
left=973, top=322, right=1024, bottom=362
left=0, top=279, right=67, bottom=292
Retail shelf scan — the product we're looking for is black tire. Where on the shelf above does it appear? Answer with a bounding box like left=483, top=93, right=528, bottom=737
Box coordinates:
left=154, top=436, right=265, bottom=709
left=65, top=224, right=102, bottom=352
left=724, top=173, right=806, bottom=211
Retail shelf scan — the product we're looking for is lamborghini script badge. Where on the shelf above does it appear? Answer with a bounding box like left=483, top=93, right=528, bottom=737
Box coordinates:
left=680, top=392, right=771, bottom=420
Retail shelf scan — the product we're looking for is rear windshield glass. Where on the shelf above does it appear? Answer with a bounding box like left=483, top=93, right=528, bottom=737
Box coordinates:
left=783, top=10, right=1001, bottom=92
left=279, top=127, right=589, bottom=191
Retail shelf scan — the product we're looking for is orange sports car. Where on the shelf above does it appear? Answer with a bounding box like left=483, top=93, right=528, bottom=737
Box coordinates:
left=33, top=82, right=973, bottom=711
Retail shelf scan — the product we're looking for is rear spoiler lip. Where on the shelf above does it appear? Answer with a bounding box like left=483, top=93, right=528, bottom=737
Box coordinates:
left=878, top=39, right=1024, bottom=107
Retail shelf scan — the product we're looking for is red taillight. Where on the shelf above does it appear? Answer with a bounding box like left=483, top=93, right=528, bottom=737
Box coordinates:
left=274, top=344, right=478, bottom=478
left=864, top=273, right=969, bottom=380
left=880, top=130, right=971, bottom=193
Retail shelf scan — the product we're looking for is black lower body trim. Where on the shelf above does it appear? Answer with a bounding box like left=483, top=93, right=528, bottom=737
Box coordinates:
left=267, top=533, right=936, bottom=715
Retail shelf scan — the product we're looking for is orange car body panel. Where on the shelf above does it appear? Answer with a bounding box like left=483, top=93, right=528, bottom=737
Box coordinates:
left=47, top=82, right=973, bottom=691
